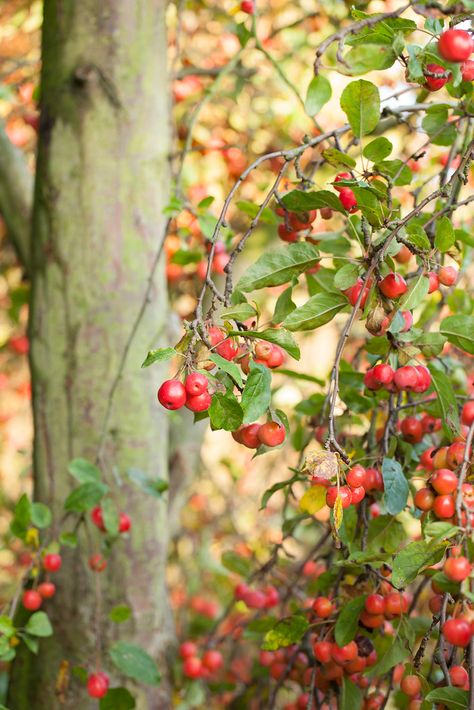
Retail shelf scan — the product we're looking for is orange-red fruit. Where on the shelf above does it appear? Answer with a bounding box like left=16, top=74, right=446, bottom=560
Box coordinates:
left=202, top=649, right=224, bottom=672
left=179, top=641, right=198, bottom=659
left=400, top=675, right=421, bottom=697
left=183, top=656, right=203, bottom=678
left=444, top=556, right=472, bottom=582
left=38, top=582, right=56, bottom=598
left=185, top=372, right=209, bottom=396
left=450, top=665, right=469, bottom=687
left=338, top=188, right=358, bottom=213
left=365, top=594, right=385, bottom=615
left=430, top=469, right=458, bottom=495
left=185, top=391, right=212, bottom=412
left=43, top=553, right=62, bottom=572
left=326, top=485, right=352, bottom=508
left=424, top=63, right=450, bottom=91
left=238, top=423, right=261, bottom=449
left=258, top=422, right=285, bottom=447
left=438, top=265, right=458, bottom=286
left=313, top=640, right=332, bottom=663
left=312, top=597, right=334, bottom=619
left=461, top=401, right=474, bottom=426
left=433, top=494, right=455, bottom=519
left=400, top=417, right=423, bottom=444
left=442, top=617, right=472, bottom=647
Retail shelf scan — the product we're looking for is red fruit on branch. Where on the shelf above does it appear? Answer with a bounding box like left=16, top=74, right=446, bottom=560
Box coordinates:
left=312, top=597, right=334, bottom=618
left=43, top=553, right=62, bottom=572
left=89, top=553, right=107, bottom=572
left=400, top=417, right=423, bottom=444
left=444, top=555, right=472, bottom=582
left=313, top=640, right=332, bottom=663
left=240, top=0, right=255, bottom=13
left=183, top=656, right=203, bottom=678
left=414, top=487, right=435, bottom=511
left=258, top=422, right=285, bottom=447
left=350, top=486, right=365, bottom=504
left=38, top=582, right=56, bottom=598
left=278, top=223, right=299, bottom=242
left=179, top=641, right=198, bottom=659
left=461, top=400, right=474, bottom=426
left=430, top=469, right=458, bottom=495
left=427, top=272, right=439, bottom=293
left=22, top=590, right=42, bottom=611
left=461, top=59, right=474, bottom=81
left=432, top=494, right=455, bottom=519
left=334, top=172, right=352, bottom=191
left=338, top=187, right=358, bottom=212
left=346, top=465, right=366, bottom=488
left=202, top=649, right=224, bottom=672
left=87, top=672, right=110, bottom=699
left=400, top=675, right=421, bottom=697
left=401, top=311, right=413, bottom=332
left=449, top=665, right=469, bottom=687
left=438, top=265, right=458, bottom=286
left=365, top=594, right=385, bottom=615
left=119, top=512, right=132, bottom=533
left=373, top=363, right=395, bottom=386
left=424, top=63, right=450, bottom=91
left=288, top=210, right=317, bottom=230
left=91, top=506, right=105, bottom=531
left=185, top=372, right=209, bottom=396
left=266, top=345, right=285, bottom=368
left=442, top=617, right=472, bottom=647
left=378, top=273, right=408, bottom=299
left=185, top=391, right=212, bottom=412
left=158, top=380, right=187, bottom=410
left=438, top=29, right=473, bottom=63
left=331, top=641, right=358, bottom=665
left=326, top=485, right=352, bottom=508
left=344, top=278, right=371, bottom=308
left=208, top=326, right=238, bottom=360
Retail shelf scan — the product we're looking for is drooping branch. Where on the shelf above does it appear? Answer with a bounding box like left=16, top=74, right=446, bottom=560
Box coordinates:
left=0, top=120, right=33, bottom=270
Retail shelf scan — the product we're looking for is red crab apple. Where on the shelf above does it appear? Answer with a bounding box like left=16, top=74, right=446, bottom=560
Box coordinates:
left=38, top=582, right=56, bottom=598
left=312, top=597, right=334, bottom=618
left=400, top=675, right=421, bottom=697
left=433, top=494, right=455, bottom=519
left=462, top=59, right=474, bottom=81
left=438, top=29, right=473, bottom=63
left=87, top=672, right=110, bottom=699
left=338, top=187, right=358, bottom=212
left=424, top=63, right=450, bottom=91
left=158, top=379, right=186, bottom=410
left=334, top=172, right=352, bottom=191
left=22, top=590, right=42, bottom=611
left=43, top=553, right=62, bottom=572
left=430, top=469, right=458, bottom=495
left=438, top=265, right=458, bottom=286
left=414, top=487, right=435, bottom=511
left=91, top=506, right=105, bottom=531
left=185, top=372, right=208, bottom=396
left=400, top=417, right=423, bottom=444
left=258, top=422, right=285, bottom=447
left=461, top=401, right=474, bottom=426
left=118, top=512, right=131, bottom=533
left=444, top=555, right=472, bottom=582
left=378, top=273, right=408, bottom=299
left=89, top=553, right=107, bottom=572
left=278, top=223, right=299, bottom=242
left=344, top=278, right=371, bottom=308
left=186, top=391, right=212, bottom=412
left=240, top=0, right=254, bottom=13
left=326, top=485, right=352, bottom=508
left=450, top=666, right=469, bottom=687
left=428, top=272, right=439, bottom=293
left=442, top=617, right=473, bottom=647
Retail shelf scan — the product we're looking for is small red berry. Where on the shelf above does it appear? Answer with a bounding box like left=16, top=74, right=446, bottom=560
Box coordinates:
left=91, top=506, right=105, bottom=531
left=185, top=372, right=208, bottom=396
left=338, top=187, right=358, bottom=213
left=158, top=379, right=187, bottom=410
left=378, top=273, right=408, bottom=299
left=43, top=553, right=62, bottom=573
left=87, top=672, right=110, bottom=699
left=185, top=391, right=212, bottom=412
left=438, top=29, right=473, bottom=63
left=258, top=422, right=285, bottom=447
left=22, top=590, right=42, bottom=611
left=442, top=617, right=472, bottom=647
left=424, top=63, right=450, bottom=91
left=89, top=553, right=107, bottom=572
left=118, top=512, right=131, bottom=533
left=38, top=582, right=56, bottom=599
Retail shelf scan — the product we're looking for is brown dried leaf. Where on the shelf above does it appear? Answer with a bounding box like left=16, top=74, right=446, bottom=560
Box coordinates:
left=302, top=450, right=339, bottom=480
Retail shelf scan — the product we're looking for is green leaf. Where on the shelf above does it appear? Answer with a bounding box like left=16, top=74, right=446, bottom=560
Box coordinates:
left=141, top=347, right=178, bottom=368
left=209, top=354, right=243, bottom=387
left=261, top=616, right=309, bottom=651
left=281, top=189, right=344, bottom=213
left=366, top=517, right=408, bottom=555
left=422, top=106, right=457, bottom=146
left=382, top=458, right=408, bottom=515
left=363, top=137, right=392, bottom=162
left=127, top=468, right=168, bottom=498
left=322, top=149, right=356, bottom=170
left=391, top=540, right=448, bottom=589
left=235, top=200, right=277, bottom=225
left=209, top=391, right=244, bottom=431
left=241, top=362, right=271, bottom=424
left=64, top=482, right=108, bottom=513
left=413, top=332, right=447, bottom=358
left=374, top=159, right=412, bottom=186
left=236, top=243, right=320, bottom=292
left=440, top=315, right=474, bottom=355
left=282, top=293, right=347, bottom=332
left=109, top=605, right=132, bottom=623
left=0, top=616, right=15, bottom=638
left=428, top=364, right=460, bottom=437
left=230, top=328, right=300, bottom=360
left=12, top=494, right=31, bottom=529
left=340, top=80, right=380, bottom=137
left=405, top=224, right=431, bottom=251
left=30, top=503, right=52, bottom=529
left=68, top=458, right=101, bottom=484
left=344, top=44, right=395, bottom=75
left=341, top=678, right=362, bottom=710
left=109, top=641, right=161, bottom=685
left=102, top=497, right=119, bottom=537
left=425, top=688, right=469, bottom=710
left=304, top=75, right=332, bottom=116
left=221, top=551, right=252, bottom=577
left=100, top=688, right=136, bottom=710
left=399, top=275, right=429, bottom=311
left=423, top=521, right=460, bottom=541
left=366, top=636, right=407, bottom=676
left=59, top=532, right=78, bottom=548
left=260, top=473, right=300, bottom=509
left=272, top=286, right=296, bottom=324
left=25, top=612, right=53, bottom=637
left=333, top=264, right=360, bottom=290
left=23, top=634, right=39, bottom=654
left=170, top=249, right=202, bottom=266
left=334, top=596, right=367, bottom=646
left=220, top=303, right=257, bottom=322
left=435, top=217, right=455, bottom=252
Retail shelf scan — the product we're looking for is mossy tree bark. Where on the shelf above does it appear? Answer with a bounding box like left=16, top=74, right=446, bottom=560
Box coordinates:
left=8, top=1, right=174, bottom=707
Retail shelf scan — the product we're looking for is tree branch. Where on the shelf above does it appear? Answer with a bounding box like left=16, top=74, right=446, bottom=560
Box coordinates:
left=0, top=120, right=33, bottom=270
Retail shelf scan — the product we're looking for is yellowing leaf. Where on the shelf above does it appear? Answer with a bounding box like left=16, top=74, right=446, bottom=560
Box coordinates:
left=299, top=485, right=327, bottom=515
left=333, top=495, right=343, bottom=531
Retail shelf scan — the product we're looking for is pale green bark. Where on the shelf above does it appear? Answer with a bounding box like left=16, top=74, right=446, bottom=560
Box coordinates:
left=8, top=1, right=173, bottom=707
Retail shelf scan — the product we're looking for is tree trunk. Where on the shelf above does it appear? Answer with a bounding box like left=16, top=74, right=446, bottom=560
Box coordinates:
left=8, top=1, right=173, bottom=707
